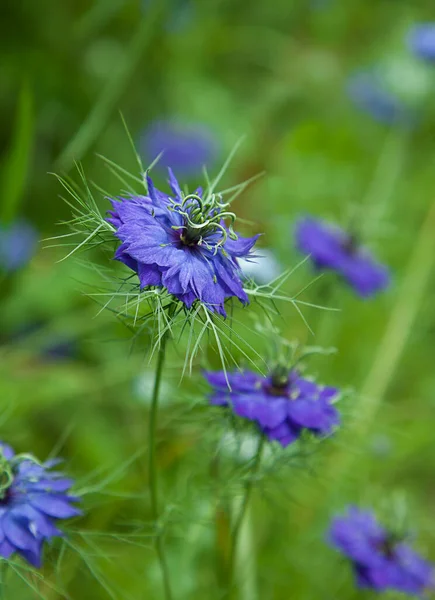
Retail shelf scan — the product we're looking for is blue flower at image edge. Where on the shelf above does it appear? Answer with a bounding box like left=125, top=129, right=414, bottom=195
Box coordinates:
left=0, top=220, right=38, bottom=273
left=204, top=368, right=340, bottom=447
left=107, top=169, right=259, bottom=317
left=0, top=442, right=81, bottom=567
left=408, top=24, right=435, bottom=62
left=295, top=217, right=390, bottom=298
left=329, top=507, right=434, bottom=595
left=140, top=121, right=219, bottom=177
left=346, top=71, right=412, bottom=126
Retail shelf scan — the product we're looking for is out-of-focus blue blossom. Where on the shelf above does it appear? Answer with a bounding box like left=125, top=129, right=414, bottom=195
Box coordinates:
left=0, top=442, right=81, bottom=567
left=0, top=220, right=38, bottom=273
left=408, top=24, right=435, bottom=62
left=204, top=368, right=340, bottom=448
left=42, top=339, right=77, bottom=361
left=5, top=322, right=77, bottom=362
left=140, top=121, right=219, bottom=177
left=329, top=507, right=434, bottom=595
left=238, top=248, right=281, bottom=286
left=107, top=169, right=259, bottom=317
left=295, top=216, right=390, bottom=298
left=346, top=70, right=412, bottom=126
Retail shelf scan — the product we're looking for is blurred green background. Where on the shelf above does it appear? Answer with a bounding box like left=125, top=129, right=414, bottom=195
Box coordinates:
left=1, top=0, right=435, bottom=598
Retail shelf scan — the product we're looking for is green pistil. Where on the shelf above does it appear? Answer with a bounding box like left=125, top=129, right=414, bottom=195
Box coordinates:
left=170, top=192, right=238, bottom=253
left=0, top=456, right=13, bottom=500
left=270, top=365, right=290, bottom=389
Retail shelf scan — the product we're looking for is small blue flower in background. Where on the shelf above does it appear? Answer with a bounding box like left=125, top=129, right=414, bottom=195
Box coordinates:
left=204, top=367, right=339, bottom=447
left=329, top=507, right=434, bottom=595
left=295, top=216, right=390, bottom=298
left=107, top=169, right=259, bottom=317
left=140, top=120, right=219, bottom=177
left=346, top=70, right=412, bottom=126
left=408, top=24, right=435, bottom=62
left=0, top=220, right=38, bottom=273
left=0, top=442, right=81, bottom=567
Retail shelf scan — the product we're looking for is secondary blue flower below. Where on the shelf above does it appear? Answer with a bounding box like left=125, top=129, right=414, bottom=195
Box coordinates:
left=107, top=169, right=259, bottom=316
left=0, top=442, right=81, bottom=567
left=329, top=507, right=434, bottom=596
left=204, top=367, right=340, bottom=447
left=346, top=71, right=411, bottom=125
left=140, top=120, right=219, bottom=177
left=0, top=220, right=38, bottom=273
left=295, top=217, right=390, bottom=298
left=408, top=24, right=435, bottom=62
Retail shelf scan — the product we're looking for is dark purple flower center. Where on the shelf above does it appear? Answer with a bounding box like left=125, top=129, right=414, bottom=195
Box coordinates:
left=180, top=229, right=202, bottom=246
left=170, top=193, right=237, bottom=253
left=342, top=233, right=359, bottom=255
left=263, top=367, right=293, bottom=397
left=0, top=486, right=13, bottom=505
left=375, top=533, right=401, bottom=559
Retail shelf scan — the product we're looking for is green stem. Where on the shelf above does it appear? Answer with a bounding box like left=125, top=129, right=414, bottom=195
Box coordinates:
left=227, top=436, right=265, bottom=595
left=0, top=561, right=8, bottom=600
left=149, top=331, right=173, bottom=600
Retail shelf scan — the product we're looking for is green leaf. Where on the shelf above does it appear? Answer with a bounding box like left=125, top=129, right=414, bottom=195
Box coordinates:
left=1, top=82, right=34, bottom=224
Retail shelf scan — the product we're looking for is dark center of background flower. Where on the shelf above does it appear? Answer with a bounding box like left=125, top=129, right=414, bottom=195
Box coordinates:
left=342, top=232, right=359, bottom=255
left=375, top=533, right=401, bottom=559
left=264, top=366, right=292, bottom=397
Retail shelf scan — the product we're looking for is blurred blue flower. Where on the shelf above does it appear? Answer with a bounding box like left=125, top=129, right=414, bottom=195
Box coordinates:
left=329, top=507, right=434, bottom=595
left=6, top=321, right=77, bottom=362
left=107, top=169, right=258, bottom=317
left=0, top=442, right=81, bottom=567
left=346, top=71, right=412, bottom=125
left=0, top=220, right=38, bottom=273
left=140, top=121, right=219, bottom=177
left=295, top=216, right=390, bottom=298
left=204, top=368, right=340, bottom=448
left=42, top=339, right=77, bottom=361
left=408, top=24, right=435, bottom=62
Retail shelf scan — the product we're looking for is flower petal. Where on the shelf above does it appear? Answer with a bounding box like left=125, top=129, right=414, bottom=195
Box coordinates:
left=30, top=494, right=81, bottom=519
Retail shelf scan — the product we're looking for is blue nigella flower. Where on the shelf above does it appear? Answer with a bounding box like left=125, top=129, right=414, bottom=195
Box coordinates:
left=204, top=367, right=340, bottom=447
left=0, top=442, right=81, bottom=567
left=140, top=121, right=219, bottom=177
left=107, top=169, right=259, bottom=317
left=0, top=220, right=38, bottom=273
left=295, top=216, right=390, bottom=298
left=408, top=24, right=435, bottom=62
left=346, top=70, right=412, bottom=125
left=329, top=507, right=434, bottom=595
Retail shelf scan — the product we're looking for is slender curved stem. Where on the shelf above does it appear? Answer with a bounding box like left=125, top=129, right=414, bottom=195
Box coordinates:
left=227, top=436, right=265, bottom=594
left=149, top=330, right=173, bottom=600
